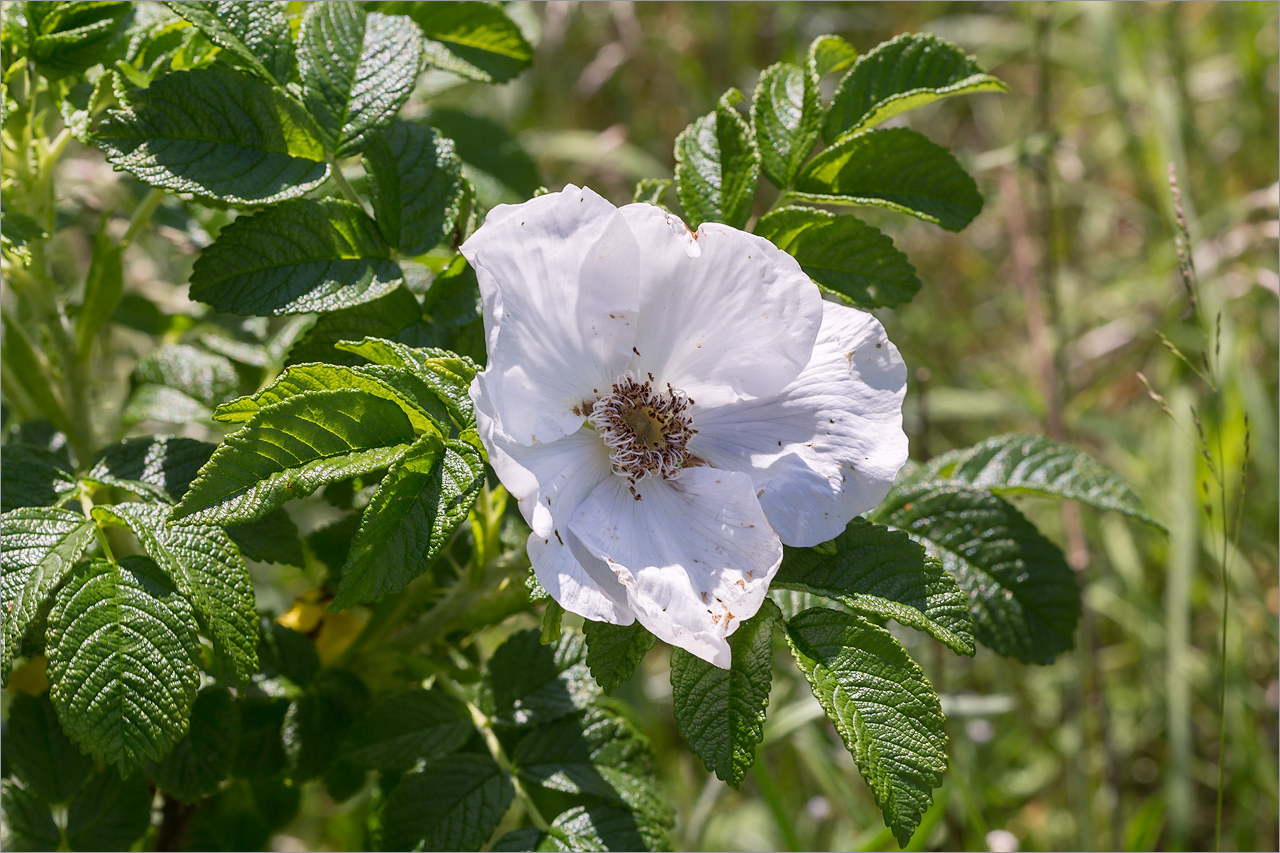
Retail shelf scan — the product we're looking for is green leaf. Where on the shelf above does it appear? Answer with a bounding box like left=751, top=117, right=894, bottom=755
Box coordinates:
left=227, top=509, right=305, bottom=567
left=148, top=687, right=240, bottom=803
left=1, top=781, right=61, bottom=852
left=64, top=770, right=151, bottom=852
left=28, top=1, right=130, bottom=81
left=92, top=501, right=258, bottom=681
left=792, top=127, right=983, bottom=231
left=582, top=620, right=656, bottom=695
left=162, top=1, right=293, bottom=85
left=493, top=828, right=545, bottom=852
left=545, top=805, right=672, bottom=853
left=784, top=608, right=948, bottom=847
left=751, top=62, right=820, bottom=189
left=806, top=34, right=858, bottom=86
left=380, top=753, right=515, bottom=852
left=45, top=557, right=201, bottom=776
left=60, top=71, right=118, bottom=144
left=182, top=777, right=297, bottom=851
left=488, top=630, right=598, bottom=729
left=334, top=337, right=479, bottom=428
left=513, top=708, right=672, bottom=828
left=133, top=343, right=239, bottom=408
left=824, top=32, right=1008, bottom=143
left=258, top=619, right=319, bottom=689
left=2, top=315, right=72, bottom=437
left=283, top=669, right=370, bottom=782
left=378, top=1, right=533, bottom=83
left=170, top=388, right=419, bottom=526
left=773, top=518, right=975, bottom=656
left=875, top=483, right=1080, bottom=664
left=754, top=207, right=922, bottom=308
left=364, top=119, right=465, bottom=256
left=189, top=198, right=403, bottom=316
left=5, top=693, right=93, bottom=803
left=338, top=687, right=472, bottom=773
left=332, top=432, right=484, bottom=609
left=297, top=3, right=423, bottom=157
left=921, top=433, right=1162, bottom=528
left=86, top=435, right=212, bottom=502
left=76, top=226, right=124, bottom=355
left=0, top=444, right=78, bottom=512
left=214, top=363, right=443, bottom=434
left=121, top=384, right=213, bottom=427
left=632, top=178, right=672, bottom=207
left=285, top=286, right=434, bottom=367
left=2, top=507, right=97, bottom=681
left=231, top=697, right=290, bottom=779
left=0, top=210, right=48, bottom=263
left=674, top=89, right=759, bottom=229
left=669, top=600, right=778, bottom=788
left=93, top=67, right=329, bottom=206
left=427, top=108, right=541, bottom=204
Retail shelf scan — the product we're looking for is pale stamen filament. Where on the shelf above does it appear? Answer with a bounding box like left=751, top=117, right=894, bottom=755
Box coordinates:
left=588, top=372, right=696, bottom=498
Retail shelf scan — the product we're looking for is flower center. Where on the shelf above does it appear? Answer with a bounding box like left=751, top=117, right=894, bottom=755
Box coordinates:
left=589, top=373, right=695, bottom=486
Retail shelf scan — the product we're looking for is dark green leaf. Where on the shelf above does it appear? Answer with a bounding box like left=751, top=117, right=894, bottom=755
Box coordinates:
left=76, top=227, right=124, bottom=354
left=184, top=777, right=296, bottom=851
left=45, top=557, right=201, bottom=776
left=921, top=432, right=1162, bottom=528
left=93, top=67, right=329, bottom=206
left=824, top=32, right=1007, bottom=142
left=162, top=1, right=293, bottom=85
left=0, top=444, right=77, bottom=512
left=86, top=435, right=212, bottom=502
left=754, top=206, right=922, bottom=308
left=489, top=630, right=597, bottom=729
left=806, top=34, right=858, bottom=85
left=381, top=753, right=514, bottom=852
left=189, top=198, right=403, bottom=316
left=494, top=828, right=545, bottom=852
left=227, top=509, right=305, bottom=567
left=64, top=770, right=151, bottom=852
left=170, top=388, right=419, bottom=526
left=283, top=669, right=369, bottom=782
left=2, top=507, right=96, bottom=681
left=1, top=781, right=61, bottom=852
left=304, top=514, right=361, bottom=588
left=231, top=697, right=289, bottom=779
left=544, top=805, right=672, bottom=853
left=670, top=600, right=778, bottom=788
left=583, top=620, right=656, bottom=695
left=339, top=686, right=473, bottom=772
left=773, top=517, right=974, bottom=656
left=364, top=119, right=464, bottom=256
left=792, top=127, right=983, bottom=231
left=334, top=337, right=479, bottom=428
left=784, top=608, right=948, bottom=847
left=133, top=343, right=239, bottom=408
left=28, top=1, right=130, bottom=80
left=214, top=362, right=442, bottom=434
left=5, top=693, right=93, bottom=803
left=285, top=287, right=434, bottom=367
left=258, top=619, right=320, bottom=689
left=121, top=384, right=213, bottom=427
left=428, top=108, right=541, bottom=204
left=751, top=62, right=820, bottom=188
left=674, top=89, right=759, bottom=229
left=297, top=3, right=422, bottom=157
left=149, top=687, right=240, bottom=803
left=93, top=501, right=258, bottom=681
left=875, top=483, right=1080, bottom=664
left=378, top=1, right=533, bottom=83
left=0, top=210, right=47, bottom=262
left=332, top=432, right=484, bottom=608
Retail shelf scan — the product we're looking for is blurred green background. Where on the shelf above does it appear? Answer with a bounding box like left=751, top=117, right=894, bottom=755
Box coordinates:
left=31, top=2, right=1275, bottom=850
left=418, top=3, right=1278, bottom=851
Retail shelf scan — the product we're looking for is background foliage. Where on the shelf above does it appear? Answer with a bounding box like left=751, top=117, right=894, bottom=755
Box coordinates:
left=1, top=2, right=1277, bottom=852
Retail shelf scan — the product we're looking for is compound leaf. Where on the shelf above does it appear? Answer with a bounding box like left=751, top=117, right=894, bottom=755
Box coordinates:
left=93, top=67, right=329, bottom=206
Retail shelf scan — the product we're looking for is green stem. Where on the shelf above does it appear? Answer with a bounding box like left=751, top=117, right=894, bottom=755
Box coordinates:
left=460, top=695, right=554, bottom=834
left=326, top=157, right=365, bottom=208
left=121, top=188, right=165, bottom=247
left=78, top=483, right=114, bottom=562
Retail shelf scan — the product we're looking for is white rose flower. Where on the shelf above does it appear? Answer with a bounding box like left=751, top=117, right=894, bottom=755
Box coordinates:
left=463, top=185, right=908, bottom=668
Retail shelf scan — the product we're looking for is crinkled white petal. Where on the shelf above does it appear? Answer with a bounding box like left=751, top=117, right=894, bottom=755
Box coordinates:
left=617, top=203, right=824, bottom=407
left=690, top=301, right=908, bottom=547
left=569, top=468, right=783, bottom=669
left=528, top=530, right=633, bottom=625
left=461, top=185, right=640, bottom=444
left=473, top=386, right=613, bottom=538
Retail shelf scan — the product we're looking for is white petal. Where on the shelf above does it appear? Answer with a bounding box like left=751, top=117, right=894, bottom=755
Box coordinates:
left=528, top=530, right=633, bottom=625
left=690, top=301, right=908, bottom=547
left=569, top=468, right=783, bottom=669
left=617, top=204, right=824, bottom=407
left=473, top=386, right=613, bottom=538
left=462, top=186, right=640, bottom=444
